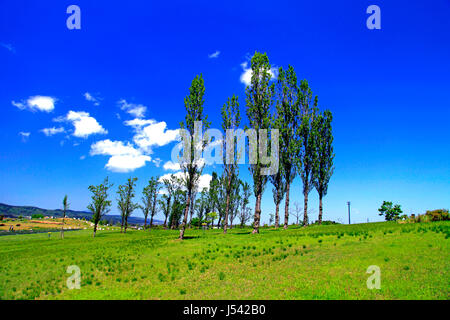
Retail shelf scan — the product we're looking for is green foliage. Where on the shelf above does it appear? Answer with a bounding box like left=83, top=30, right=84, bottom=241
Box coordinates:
left=245, top=51, right=275, bottom=233
left=221, top=94, right=241, bottom=232
left=141, top=177, right=160, bottom=229
left=425, top=209, right=449, bottom=221
left=378, top=201, right=403, bottom=221
left=117, top=177, right=139, bottom=233
left=87, top=177, right=113, bottom=236
left=31, top=213, right=44, bottom=219
left=179, top=74, right=211, bottom=239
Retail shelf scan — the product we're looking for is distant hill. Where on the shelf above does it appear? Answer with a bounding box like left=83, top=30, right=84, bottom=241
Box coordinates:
left=0, top=203, right=162, bottom=226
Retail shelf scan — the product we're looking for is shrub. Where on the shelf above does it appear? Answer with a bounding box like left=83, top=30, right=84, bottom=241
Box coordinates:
left=425, top=209, right=449, bottom=221
left=31, top=213, right=44, bottom=219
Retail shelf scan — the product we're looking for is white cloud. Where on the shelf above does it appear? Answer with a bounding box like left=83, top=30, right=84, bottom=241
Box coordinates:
left=118, top=99, right=147, bottom=118
left=208, top=50, right=220, bottom=59
left=90, top=139, right=151, bottom=173
left=61, top=111, right=107, bottom=138
left=19, top=132, right=30, bottom=137
left=125, top=118, right=179, bottom=153
left=240, top=61, right=277, bottom=86
left=12, top=96, right=56, bottom=112
left=0, top=43, right=15, bottom=53
left=84, top=92, right=100, bottom=106
left=19, top=132, right=30, bottom=142
left=163, top=160, right=181, bottom=171
left=152, top=158, right=162, bottom=167
left=80, top=155, right=86, bottom=160
left=41, top=127, right=65, bottom=136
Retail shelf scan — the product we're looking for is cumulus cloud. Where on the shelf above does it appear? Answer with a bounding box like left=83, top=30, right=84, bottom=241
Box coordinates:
left=57, top=111, right=107, bottom=138
left=118, top=99, right=147, bottom=118
left=12, top=96, right=56, bottom=112
left=90, top=139, right=151, bottom=173
left=240, top=61, right=277, bottom=86
left=84, top=92, right=100, bottom=106
left=41, top=127, right=65, bottom=136
left=163, top=160, right=181, bottom=171
left=208, top=50, right=220, bottom=59
left=124, top=118, right=179, bottom=153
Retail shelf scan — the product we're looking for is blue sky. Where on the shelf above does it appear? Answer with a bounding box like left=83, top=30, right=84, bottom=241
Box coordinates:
left=1, top=0, right=449, bottom=224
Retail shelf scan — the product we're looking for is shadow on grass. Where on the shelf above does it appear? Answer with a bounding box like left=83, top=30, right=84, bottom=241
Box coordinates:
left=232, top=231, right=252, bottom=235
left=182, top=236, right=201, bottom=240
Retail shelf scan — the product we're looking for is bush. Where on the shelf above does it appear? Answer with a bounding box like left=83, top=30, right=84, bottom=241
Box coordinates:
left=31, top=213, right=44, bottom=219
left=425, top=209, right=449, bottom=221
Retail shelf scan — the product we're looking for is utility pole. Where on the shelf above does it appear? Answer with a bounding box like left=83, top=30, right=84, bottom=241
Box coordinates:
left=347, top=201, right=351, bottom=224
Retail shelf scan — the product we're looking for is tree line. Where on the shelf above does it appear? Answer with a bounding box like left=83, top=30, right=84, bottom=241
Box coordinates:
left=176, top=51, right=335, bottom=239
left=73, top=51, right=334, bottom=239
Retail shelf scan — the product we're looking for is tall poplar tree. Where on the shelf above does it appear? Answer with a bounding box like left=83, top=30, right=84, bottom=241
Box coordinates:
left=221, top=95, right=241, bottom=233
left=245, top=52, right=275, bottom=234
left=313, top=110, right=334, bottom=224
left=179, top=74, right=210, bottom=239
left=275, top=65, right=302, bottom=229
left=298, top=80, right=319, bottom=226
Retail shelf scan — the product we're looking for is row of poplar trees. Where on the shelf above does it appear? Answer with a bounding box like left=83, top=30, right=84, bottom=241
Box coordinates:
left=84, top=51, right=334, bottom=240
left=177, top=51, right=334, bottom=239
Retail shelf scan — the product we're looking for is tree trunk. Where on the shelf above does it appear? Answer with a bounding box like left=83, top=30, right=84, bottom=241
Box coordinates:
left=217, top=214, right=222, bottom=228
left=179, top=191, right=191, bottom=240
left=223, top=189, right=231, bottom=234
left=303, top=191, right=309, bottom=226
left=144, top=213, right=148, bottom=230
left=318, top=194, right=323, bottom=225
left=252, top=192, right=262, bottom=234
left=124, top=216, right=128, bottom=233
left=93, top=223, right=97, bottom=238
left=275, top=202, right=280, bottom=228
left=284, top=182, right=290, bottom=229
left=149, top=214, right=154, bottom=231
left=61, top=213, right=65, bottom=239
left=164, top=215, right=168, bottom=229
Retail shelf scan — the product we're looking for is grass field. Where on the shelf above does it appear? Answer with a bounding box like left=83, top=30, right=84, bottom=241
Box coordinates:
left=0, top=221, right=448, bottom=300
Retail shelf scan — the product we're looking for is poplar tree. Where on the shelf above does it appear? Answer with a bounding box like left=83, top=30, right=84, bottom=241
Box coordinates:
left=61, top=195, right=69, bottom=239
left=313, top=110, right=335, bottom=224
left=221, top=95, right=241, bottom=233
left=178, top=74, right=210, bottom=239
left=245, top=52, right=275, bottom=234
left=297, top=80, right=319, bottom=226
left=275, top=65, right=302, bottom=229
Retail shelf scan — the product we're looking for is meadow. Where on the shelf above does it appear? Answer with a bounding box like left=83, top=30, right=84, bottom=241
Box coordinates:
left=0, top=221, right=448, bottom=300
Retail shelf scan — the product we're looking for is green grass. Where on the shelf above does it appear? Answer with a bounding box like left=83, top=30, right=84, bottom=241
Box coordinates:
left=0, top=221, right=448, bottom=300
